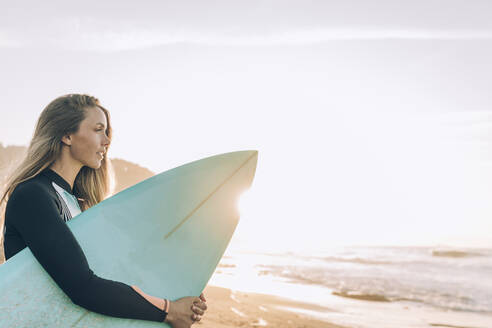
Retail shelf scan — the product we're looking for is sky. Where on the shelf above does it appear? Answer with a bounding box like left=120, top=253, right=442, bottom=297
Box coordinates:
left=1, top=0, right=492, bottom=251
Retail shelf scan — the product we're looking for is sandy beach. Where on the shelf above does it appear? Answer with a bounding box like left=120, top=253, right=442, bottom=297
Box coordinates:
left=197, top=284, right=492, bottom=328
left=197, top=284, right=345, bottom=328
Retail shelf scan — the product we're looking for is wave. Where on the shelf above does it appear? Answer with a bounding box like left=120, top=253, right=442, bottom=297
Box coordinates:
left=221, top=248, right=492, bottom=314
left=429, top=324, right=481, bottom=328
left=331, top=287, right=490, bottom=313
left=253, top=264, right=492, bottom=313
left=217, top=263, right=236, bottom=268
left=322, top=256, right=393, bottom=265
left=431, top=250, right=483, bottom=258
left=332, top=290, right=391, bottom=302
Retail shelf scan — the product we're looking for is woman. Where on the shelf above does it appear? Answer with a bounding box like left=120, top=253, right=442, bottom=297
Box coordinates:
left=0, top=94, right=207, bottom=327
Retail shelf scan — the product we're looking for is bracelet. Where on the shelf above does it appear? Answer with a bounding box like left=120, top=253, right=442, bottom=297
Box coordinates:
left=162, top=299, right=169, bottom=323
left=164, top=299, right=170, bottom=313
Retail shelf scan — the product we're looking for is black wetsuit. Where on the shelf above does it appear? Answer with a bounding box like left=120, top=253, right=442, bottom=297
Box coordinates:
left=2, top=169, right=167, bottom=322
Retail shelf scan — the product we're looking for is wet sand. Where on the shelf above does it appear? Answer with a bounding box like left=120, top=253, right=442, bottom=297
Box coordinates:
left=198, top=285, right=346, bottom=328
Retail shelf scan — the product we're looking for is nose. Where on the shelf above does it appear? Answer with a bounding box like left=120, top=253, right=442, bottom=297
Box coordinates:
left=102, top=134, right=110, bottom=148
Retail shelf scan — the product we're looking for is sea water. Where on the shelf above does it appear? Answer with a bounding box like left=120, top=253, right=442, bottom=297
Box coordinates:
left=209, top=246, right=492, bottom=328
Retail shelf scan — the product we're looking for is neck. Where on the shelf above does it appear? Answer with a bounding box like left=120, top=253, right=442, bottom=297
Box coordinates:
left=49, top=150, right=83, bottom=191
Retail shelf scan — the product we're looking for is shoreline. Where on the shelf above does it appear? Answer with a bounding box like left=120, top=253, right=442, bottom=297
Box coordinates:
left=199, top=284, right=492, bottom=328
left=199, top=284, right=347, bottom=328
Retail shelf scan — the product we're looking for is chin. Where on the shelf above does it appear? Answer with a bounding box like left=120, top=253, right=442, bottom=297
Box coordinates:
left=85, top=161, right=102, bottom=170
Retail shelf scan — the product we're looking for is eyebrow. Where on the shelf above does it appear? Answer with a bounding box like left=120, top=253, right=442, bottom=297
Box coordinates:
left=96, top=123, right=106, bottom=128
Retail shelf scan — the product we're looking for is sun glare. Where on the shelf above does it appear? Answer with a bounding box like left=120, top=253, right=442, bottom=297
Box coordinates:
left=237, top=189, right=251, bottom=217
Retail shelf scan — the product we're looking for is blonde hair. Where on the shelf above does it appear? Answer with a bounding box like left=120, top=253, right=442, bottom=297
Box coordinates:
left=1, top=94, right=114, bottom=216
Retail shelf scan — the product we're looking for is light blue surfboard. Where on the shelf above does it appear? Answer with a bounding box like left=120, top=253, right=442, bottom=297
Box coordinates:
left=0, top=150, right=258, bottom=328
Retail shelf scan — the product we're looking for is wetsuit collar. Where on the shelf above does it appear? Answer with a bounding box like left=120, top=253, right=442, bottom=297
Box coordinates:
left=41, top=169, right=74, bottom=194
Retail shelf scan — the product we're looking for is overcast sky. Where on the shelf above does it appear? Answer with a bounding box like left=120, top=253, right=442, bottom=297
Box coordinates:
left=1, top=0, right=492, bottom=251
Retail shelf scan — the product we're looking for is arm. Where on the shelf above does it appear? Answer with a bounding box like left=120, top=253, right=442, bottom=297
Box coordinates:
left=131, top=286, right=167, bottom=312
left=6, top=183, right=167, bottom=322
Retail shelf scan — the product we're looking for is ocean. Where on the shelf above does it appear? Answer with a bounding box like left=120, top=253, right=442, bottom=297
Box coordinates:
left=209, top=246, right=492, bottom=328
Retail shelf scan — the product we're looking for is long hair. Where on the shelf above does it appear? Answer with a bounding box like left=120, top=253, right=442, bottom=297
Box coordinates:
left=0, top=94, right=114, bottom=219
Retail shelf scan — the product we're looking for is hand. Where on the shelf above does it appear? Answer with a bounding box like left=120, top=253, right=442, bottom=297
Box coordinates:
left=164, top=294, right=207, bottom=327
left=191, top=293, right=207, bottom=322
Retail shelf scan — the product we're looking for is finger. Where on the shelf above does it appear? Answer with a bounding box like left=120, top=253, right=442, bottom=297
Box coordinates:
left=191, top=313, right=202, bottom=321
left=191, top=305, right=204, bottom=315
left=200, top=293, right=207, bottom=302
left=193, top=301, right=207, bottom=311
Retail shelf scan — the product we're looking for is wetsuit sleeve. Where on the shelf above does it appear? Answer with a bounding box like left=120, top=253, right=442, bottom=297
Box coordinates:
left=6, top=183, right=167, bottom=322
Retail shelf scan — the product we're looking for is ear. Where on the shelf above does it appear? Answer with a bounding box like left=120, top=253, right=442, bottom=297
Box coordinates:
left=61, top=134, right=72, bottom=146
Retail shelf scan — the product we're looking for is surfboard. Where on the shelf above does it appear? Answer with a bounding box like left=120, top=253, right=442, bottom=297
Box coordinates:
left=0, top=150, right=258, bottom=327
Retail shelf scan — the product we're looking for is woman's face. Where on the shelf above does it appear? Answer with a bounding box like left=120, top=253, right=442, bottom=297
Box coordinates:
left=66, top=106, right=110, bottom=169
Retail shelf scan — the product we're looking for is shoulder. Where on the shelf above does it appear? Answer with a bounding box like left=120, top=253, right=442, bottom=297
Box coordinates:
left=8, top=173, right=57, bottom=206
left=6, top=173, right=63, bottom=225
